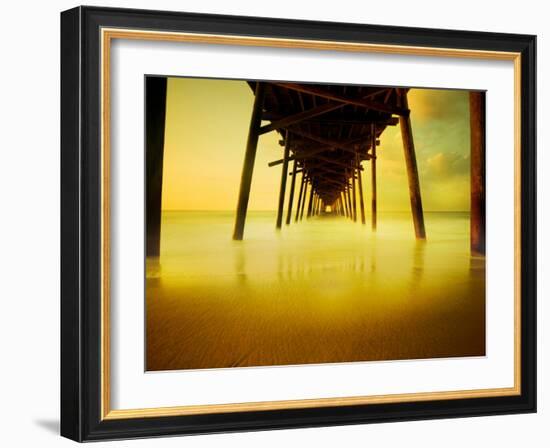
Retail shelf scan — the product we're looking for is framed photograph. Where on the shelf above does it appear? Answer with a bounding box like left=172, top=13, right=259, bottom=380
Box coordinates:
left=60, top=6, right=536, bottom=441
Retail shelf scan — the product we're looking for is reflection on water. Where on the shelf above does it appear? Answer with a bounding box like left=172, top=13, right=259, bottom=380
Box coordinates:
left=146, top=211, right=485, bottom=371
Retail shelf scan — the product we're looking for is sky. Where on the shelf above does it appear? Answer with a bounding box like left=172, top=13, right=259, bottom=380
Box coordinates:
left=160, top=77, right=471, bottom=212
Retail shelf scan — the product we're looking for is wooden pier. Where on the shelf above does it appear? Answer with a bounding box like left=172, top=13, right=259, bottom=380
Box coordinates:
left=233, top=82, right=429, bottom=240
left=145, top=79, right=486, bottom=257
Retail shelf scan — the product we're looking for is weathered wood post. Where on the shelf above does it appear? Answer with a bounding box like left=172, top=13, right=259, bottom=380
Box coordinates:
left=316, top=193, right=320, bottom=216
left=300, top=180, right=308, bottom=220
left=370, top=123, right=377, bottom=231
left=316, top=194, right=320, bottom=215
left=286, top=159, right=298, bottom=226
left=315, top=194, right=320, bottom=216
left=470, top=91, right=486, bottom=255
left=346, top=185, right=353, bottom=220
left=307, top=183, right=314, bottom=218
left=399, top=90, right=426, bottom=239
left=295, top=172, right=305, bottom=222
left=233, top=82, right=266, bottom=240
left=276, top=131, right=291, bottom=229
left=356, top=154, right=366, bottom=225
left=352, top=168, right=358, bottom=222
left=146, top=76, right=167, bottom=258
left=342, top=191, right=348, bottom=217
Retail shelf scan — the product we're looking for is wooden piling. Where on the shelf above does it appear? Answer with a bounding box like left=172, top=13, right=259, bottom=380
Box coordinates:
left=371, top=123, right=377, bottom=231
left=316, top=195, right=320, bottom=215
left=286, top=158, right=297, bottom=225
left=300, top=181, right=308, bottom=220
left=233, top=82, right=266, bottom=240
left=276, top=132, right=291, bottom=229
left=307, top=184, right=314, bottom=218
left=295, top=172, right=305, bottom=222
left=146, top=76, right=167, bottom=258
left=399, top=90, right=426, bottom=239
left=470, top=92, right=486, bottom=255
left=346, top=185, right=353, bottom=220
left=356, top=155, right=366, bottom=225
left=352, top=169, right=358, bottom=222
left=342, top=191, right=348, bottom=217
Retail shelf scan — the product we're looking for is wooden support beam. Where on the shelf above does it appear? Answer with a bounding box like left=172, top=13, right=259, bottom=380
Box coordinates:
left=259, top=88, right=395, bottom=133
left=291, top=116, right=399, bottom=127
left=290, top=127, right=370, bottom=156
left=342, top=192, right=348, bottom=217
left=311, top=174, right=348, bottom=189
left=351, top=169, right=357, bottom=222
left=314, top=194, right=319, bottom=216
left=399, top=90, right=426, bottom=239
left=313, top=194, right=319, bottom=216
left=276, top=131, right=291, bottom=229
left=233, top=82, right=266, bottom=240
left=259, top=101, right=343, bottom=134
left=470, top=91, right=486, bottom=255
left=371, top=123, right=377, bottom=231
left=305, top=154, right=363, bottom=171
left=356, top=155, right=366, bottom=225
left=295, top=173, right=305, bottom=222
left=307, top=183, right=314, bottom=218
left=268, top=157, right=293, bottom=167
left=274, top=83, right=409, bottom=115
left=268, top=141, right=357, bottom=168
left=146, top=77, right=167, bottom=257
left=346, top=185, right=353, bottom=220
left=286, top=158, right=298, bottom=225
left=305, top=159, right=364, bottom=174
left=300, top=181, right=308, bottom=220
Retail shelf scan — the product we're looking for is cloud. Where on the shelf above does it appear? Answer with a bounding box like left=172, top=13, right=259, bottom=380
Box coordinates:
left=409, top=89, right=469, bottom=123
left=424, top=151, right=469, bottom=179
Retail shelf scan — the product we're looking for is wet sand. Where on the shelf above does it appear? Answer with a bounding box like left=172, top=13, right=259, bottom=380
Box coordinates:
left=146, top=211, right=485, bottom=371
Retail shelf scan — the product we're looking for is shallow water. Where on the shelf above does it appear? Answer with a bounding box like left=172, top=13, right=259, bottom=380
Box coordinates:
left=146, top=211, right=485, bottom=371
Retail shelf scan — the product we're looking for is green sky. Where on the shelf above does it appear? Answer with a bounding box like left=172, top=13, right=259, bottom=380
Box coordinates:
left=161, top=78, right=470, bottom=212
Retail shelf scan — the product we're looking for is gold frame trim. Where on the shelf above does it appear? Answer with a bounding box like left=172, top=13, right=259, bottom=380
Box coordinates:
left=100, top=28, right=522, bottom=420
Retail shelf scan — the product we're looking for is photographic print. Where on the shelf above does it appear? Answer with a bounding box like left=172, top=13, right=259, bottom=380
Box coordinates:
left=145, top=77, right=486, bottom=372
left=61, top=8, right=536, bottom=440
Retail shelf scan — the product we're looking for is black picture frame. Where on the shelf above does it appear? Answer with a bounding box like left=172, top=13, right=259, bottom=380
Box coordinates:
left=61, top=5, right=536, bottom=442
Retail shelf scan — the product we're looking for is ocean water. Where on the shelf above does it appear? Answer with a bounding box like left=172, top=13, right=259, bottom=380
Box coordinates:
left=146, top=211, right=485, bottom=371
